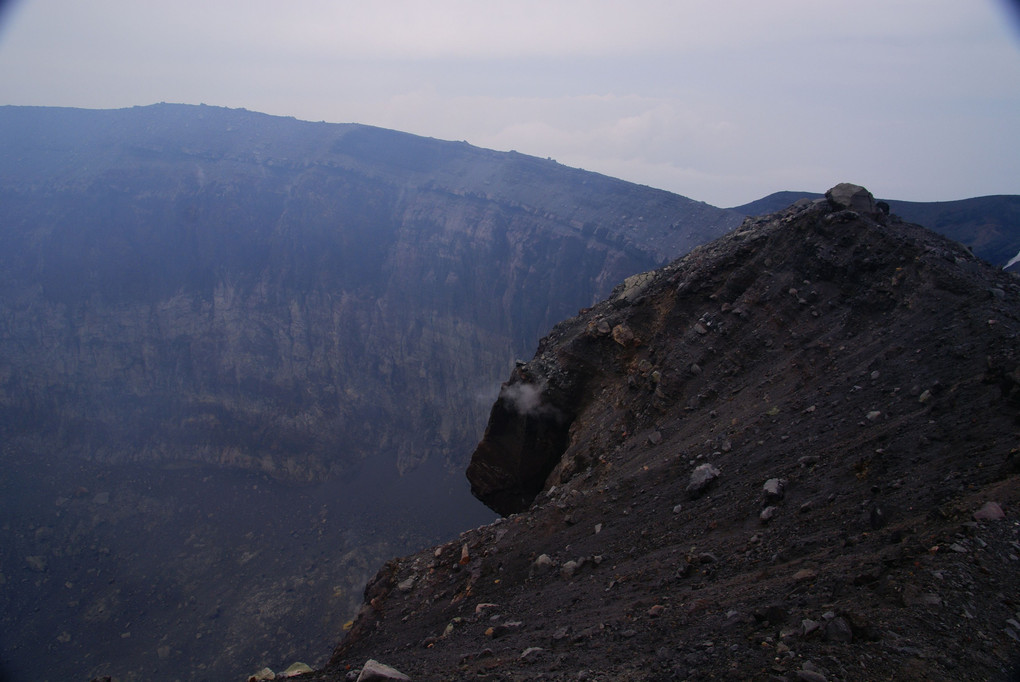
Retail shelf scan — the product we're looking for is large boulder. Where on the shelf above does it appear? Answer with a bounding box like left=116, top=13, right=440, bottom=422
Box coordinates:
left=825, top=183, right=878, bottom=215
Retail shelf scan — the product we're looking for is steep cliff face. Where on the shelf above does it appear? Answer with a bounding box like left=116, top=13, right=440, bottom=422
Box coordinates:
left=0, top=104, right=741, bottom=480
left=0, top=104, right=745, bottom=680
left=318, top=188, right=1020, bottom=681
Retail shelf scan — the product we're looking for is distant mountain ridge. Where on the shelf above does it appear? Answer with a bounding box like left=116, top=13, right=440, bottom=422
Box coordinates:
left=731, top=191, right=1020, bottom=269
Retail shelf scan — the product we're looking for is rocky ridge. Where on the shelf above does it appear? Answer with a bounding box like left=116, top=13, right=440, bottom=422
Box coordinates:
left=309, top=186, right=1020, bottom=680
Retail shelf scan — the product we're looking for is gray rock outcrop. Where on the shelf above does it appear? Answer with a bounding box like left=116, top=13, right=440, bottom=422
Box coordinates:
left=825, top=182, right=878, bottom=215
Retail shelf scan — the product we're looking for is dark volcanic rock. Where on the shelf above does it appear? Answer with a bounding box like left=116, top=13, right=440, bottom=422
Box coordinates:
left=825, top=182, right=878, bottom=215
left=315, top=187, right=1020, bottom=681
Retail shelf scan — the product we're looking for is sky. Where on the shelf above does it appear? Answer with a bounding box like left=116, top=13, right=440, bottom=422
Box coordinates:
left=0, top=1, right=1017, bottom=207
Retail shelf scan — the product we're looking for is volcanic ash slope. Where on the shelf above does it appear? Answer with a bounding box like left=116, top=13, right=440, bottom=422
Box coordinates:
left=313, top=185, right=1020, bottom=681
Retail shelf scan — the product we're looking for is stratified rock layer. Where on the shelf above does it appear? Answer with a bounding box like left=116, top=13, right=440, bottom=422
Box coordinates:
left=0, top=104, right=742, bottom=482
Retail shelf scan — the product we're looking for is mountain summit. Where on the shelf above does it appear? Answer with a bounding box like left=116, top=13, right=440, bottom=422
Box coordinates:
left=313, top=186, right=1020, bottom=681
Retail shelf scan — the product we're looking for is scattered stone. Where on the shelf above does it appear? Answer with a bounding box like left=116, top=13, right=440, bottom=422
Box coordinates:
left=279, top=662, right=313, bottom=678
left=793, top=568, right=817, bottom=583
left=533, top=554, right=554, bottom=573
left=763, top=478, right=784, bottom=501
left=722, top=609, right=744, bottom=629
left=474, top=603, right=499, bottom=616
left=648, top=604, right=665, bottom=617
left=796, top=669, right=827, bottom=682
left=687, top=463, right=720, bottom=498
left=356, top=659, right=411, bottom=681
left=459, top=543, right=470, bottom=565
left=561, top=560, right=581, bottom=578
left=397, top=576, right=416, bottom=592
left=801, top=619, right=822, bottom=637
left=612, top=324, right=635, bottom=346
left=673, top=504, right=683, bottom=514
left=760, top=506, right=778, bottom=524
left=866, top=410, right=881, bottom=422
left=520, top=647, right=545, bottom=661
left=594, top=523, right=602, bottom=534
left=248, top=668, right=275, bottom=682
left=973, top=501, right=1005, bottom=521
left=918, top=389, right=932, bottom=404
left=824, top=617, right=853, bottom=643
left=693, top=322, right=709, bottom=335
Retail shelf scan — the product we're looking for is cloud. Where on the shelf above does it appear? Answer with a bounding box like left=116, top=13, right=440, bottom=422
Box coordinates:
left=0, top=0, right=1017, bottom=206
left=500, top=382, right=556, bottom=418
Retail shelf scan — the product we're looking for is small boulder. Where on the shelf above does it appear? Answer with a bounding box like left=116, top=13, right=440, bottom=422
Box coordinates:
left=687, top=463, right=720, bottom=499
left=973, top=501, right=1005, bottom=521
left=280, top=662, right=314, bottom=678
left=357, top=659, right=411, bottom=681
left=824, top=617, right=853, bottom=643
left=612, top=324, right=635, bottom=346
left=532, top=554, right=554, bottom=573
left=763, top=478, right=784, bottom=501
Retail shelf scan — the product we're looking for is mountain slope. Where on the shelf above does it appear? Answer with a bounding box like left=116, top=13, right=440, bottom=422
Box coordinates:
left=313, top=187, right=1020, bottom=681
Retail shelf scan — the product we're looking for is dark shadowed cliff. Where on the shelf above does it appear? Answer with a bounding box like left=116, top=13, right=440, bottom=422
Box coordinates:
left=314, top=187, right=1020, bottom=681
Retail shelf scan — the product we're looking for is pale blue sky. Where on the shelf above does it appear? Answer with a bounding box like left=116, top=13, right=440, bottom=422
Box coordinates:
left=0, top=0, right=1017, bottom=206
